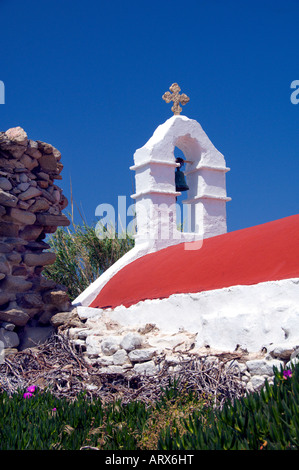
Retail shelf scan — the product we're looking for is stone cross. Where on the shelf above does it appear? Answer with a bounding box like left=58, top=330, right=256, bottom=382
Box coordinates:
left=162, top=83, right=190, bottom=115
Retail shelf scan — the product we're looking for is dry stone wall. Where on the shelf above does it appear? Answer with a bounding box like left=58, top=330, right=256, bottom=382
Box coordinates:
left=0, top=126, right=71, bottom=350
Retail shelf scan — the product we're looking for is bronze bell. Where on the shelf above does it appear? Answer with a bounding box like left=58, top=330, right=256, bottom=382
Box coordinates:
left=175, top=157, right=189, bottom=192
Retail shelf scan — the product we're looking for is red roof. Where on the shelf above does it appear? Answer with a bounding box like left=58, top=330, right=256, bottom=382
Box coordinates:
left=89, top=214, right=299, bottom=309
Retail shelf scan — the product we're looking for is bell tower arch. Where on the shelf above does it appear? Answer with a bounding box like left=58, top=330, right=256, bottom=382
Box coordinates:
left=130, top=112, right=231, bottom=252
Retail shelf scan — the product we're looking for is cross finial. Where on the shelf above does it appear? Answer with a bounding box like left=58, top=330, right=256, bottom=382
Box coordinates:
left=162, top=83, right=190, bottom=115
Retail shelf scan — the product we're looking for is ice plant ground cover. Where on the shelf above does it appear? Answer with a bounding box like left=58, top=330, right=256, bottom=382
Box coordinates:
left=0, top=363, right=298, bottom=450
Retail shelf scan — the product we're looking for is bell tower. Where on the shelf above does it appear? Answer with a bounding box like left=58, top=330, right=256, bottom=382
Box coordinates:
left=130, top=83, right=231, bottom=252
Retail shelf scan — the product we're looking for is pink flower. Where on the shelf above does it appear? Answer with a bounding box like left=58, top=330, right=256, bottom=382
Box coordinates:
left=23, top=392, right=33, bottom=399
left=26, top=385, right=36, bottom=393
left=283, top=369, right=292, bottom=379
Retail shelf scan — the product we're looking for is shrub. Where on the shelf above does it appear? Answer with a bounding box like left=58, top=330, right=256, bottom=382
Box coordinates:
left=43, top=219, right=134, bottom=301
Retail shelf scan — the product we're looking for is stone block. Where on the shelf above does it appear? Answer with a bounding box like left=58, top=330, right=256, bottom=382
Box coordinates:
left=23, top=252, right=56, bottom=267
left=8, top=208, right=36, bottom=225
left=133, top=360, right=158, bottom=376
left=101, top=336, right=121, bottom=356
left=128, top=348, right=156, bottom=363
left=120, top=332, right=143, bottom=352
left=0, top=307, right=30, bottom=326
left=0, top=328, right=19, bottom=348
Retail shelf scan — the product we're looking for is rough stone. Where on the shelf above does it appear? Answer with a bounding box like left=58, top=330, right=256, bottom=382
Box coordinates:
left=246, top=359, right=284, bottom=376
left=0, top=292, right=11, bottom=307
left=0, top=307, right=30, bottom=326
left=23, top=252, right=56, bottom=267
left=18, top=324, right=54, bottom=350
left=38, top=153, right=57, bottom=172
left=29, top=198, right=50, bottom=213
left=8, top=208, right=36, bottom=225
left=101, top=336, right=121, bottom=356
left=0, top=328, right=19, bottom=348
left=112, top=349, right=130, bottom=366
left=26, top=140, right=42, bottom=159
left=0, top=189, right=18, bottom=207
left=0, top=222, right=19, bottom=237
left=1, top=275, right=33, bottom=292
left=128, top=348, right=156, bottom=363
left=0, top=177, right=12, bottom=191
left=42, top=289, right=70, bottom=310
left=19, top=225, right=44, bottom=241
left=50, top=311, right=75, bottom=327
left=5, top=127, right=28, bottom=146
left=35, top=213, right=70, bottom=227
left=120, top=332, right=143, bottom=352
left=133, top=360, right=159, bottom=376
left=18, top=186, right=42, bottom=201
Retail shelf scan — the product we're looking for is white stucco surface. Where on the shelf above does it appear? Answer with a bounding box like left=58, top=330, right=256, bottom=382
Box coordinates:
left=76, top=278, right=299, bottom=353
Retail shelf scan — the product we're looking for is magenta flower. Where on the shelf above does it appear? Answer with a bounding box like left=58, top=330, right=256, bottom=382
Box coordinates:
left=283, top=369, right=292, bottom=379
left=23, top=392, right=33, bottom=399
left=26, top=385, right=36, bottom=393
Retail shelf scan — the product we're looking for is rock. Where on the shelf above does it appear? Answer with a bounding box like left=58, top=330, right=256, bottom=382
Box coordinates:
left=19, top=225, right=44, bottom=241
left=42, top=289, right=70, bottom=310
left=96, top=355, right=114, bottom=366
left=246, top=359, right=284, bottom=376
left=35, top=213, right=70, bottom=227
left=133, top=360, right=159, bottom=376
left=1, top=275, right=33, bottom=292
left=36, top=140, right=55, bottom=155
left=50, top=311, right=74, bottom=327
left=0, top=292, right=11, bottom=307
left=19, top=154, right=38, bottom=171
left=12, top=266, right=28, bottom=276
left=128, top=348, right=156, bottom=363
left=23, top=252, right=56, bottom=267
left=29, top=198, right=50, bottom=213
left=38, top=153, right=57, bottom=172
left=0, top=177, right=12, bottom=191
left=0, top=256, right=10, bottom=274
left=16, top=293, right=43, bottom=309
left=26, top=140, right=42, bottom=159
left=270, top=345, right=296, bottom=360
left=99, top=365, right=127, bottom=374
left=120, top=332, right=143, bottom=352
left=6, top=252, right=22, bottom=263
left=112, top=349, right=130, bottom=366
left=0, top=307, right=30, bottom=326
left=18, top=186, right=42, bottom=201
left=18, top=324, right=54, bottom=350
left=85, top=335, right=102, bottom=356
left=246, top=375, right=268, bottom=393
left=5, top=127, right=28, bottom=146
left=0, top=222, right=19, bottom=237
left=0, top=242, right=12, bottom=253
left=101, top=336, right=121, bottom=356
left=0, top=328, right=19, bottom=348
left=17, top=182, right=30, bottom=192
left=8, top=208, right=36, bottom=225
left=0, top=205, right=6, bottom=217
left=0, top=189, right=18, bottom=207
left=0, top=321, right=15, bottom=331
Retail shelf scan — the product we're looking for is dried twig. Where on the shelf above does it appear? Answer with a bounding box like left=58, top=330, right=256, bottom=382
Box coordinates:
left=0, top=332, right=246, bottom=408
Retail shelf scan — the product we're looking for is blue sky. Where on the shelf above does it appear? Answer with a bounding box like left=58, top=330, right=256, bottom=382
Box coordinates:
left=0, top=0, right=298, bottom=234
